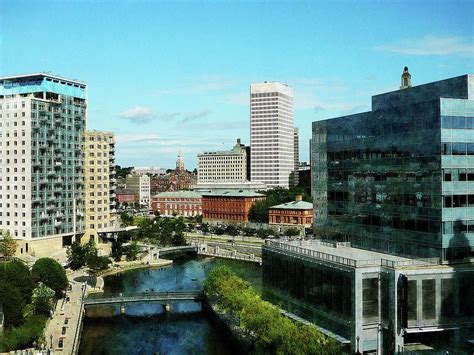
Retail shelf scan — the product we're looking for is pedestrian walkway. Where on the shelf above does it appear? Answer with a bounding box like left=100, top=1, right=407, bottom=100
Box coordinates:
left=43, top=270, right=88, bottom=354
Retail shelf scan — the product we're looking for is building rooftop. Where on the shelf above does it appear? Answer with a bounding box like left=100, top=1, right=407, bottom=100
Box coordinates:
left=154, top=191, right=202, bottom=198
left=265, top=239, right=440, bottom=269
left=201, top=190, right=265, bottom=198
left=269, top=200, right=313, bottom=210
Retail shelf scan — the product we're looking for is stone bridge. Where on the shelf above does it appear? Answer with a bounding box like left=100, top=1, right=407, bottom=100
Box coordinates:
left=84, top=290, right=204, bottom=312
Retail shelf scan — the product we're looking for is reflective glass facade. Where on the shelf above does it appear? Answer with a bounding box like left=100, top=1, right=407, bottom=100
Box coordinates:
left=312, top=75, right=474, bottom=262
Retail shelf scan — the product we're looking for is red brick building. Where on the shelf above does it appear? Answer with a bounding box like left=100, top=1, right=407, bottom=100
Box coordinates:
left=116, top=189, right=138, bottom=205
left=151, top=191, right=202, bottom=217
left=268, top=196, right=313, bottom=227
left=202, top=190, right=265, bottom=224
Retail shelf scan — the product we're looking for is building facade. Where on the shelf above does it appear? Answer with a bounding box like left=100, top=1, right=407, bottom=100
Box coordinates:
left=202, top=190, right=265, bottom=224
left=150, top=152, right=197, bottom=193
left=198, top=138, right=248, bottom=183
left=116, top=189, right=138, bottom=205
left=132, top=166, right=166, bottom=175
left=125, top=174, right=150, bottom=207
left=250, top=81, right=295, bottom=188
left=83, top=130, right=116, bottom=244
left=291, top=71, right=474, bottom=353
left=291, top=127, right=300, bottom=186
left=151, top=191, right=202, bottom=217
left=312, top=72, right=474, bottom=263
left=268, top=196, right=313, bottom=228
left=0, top=73, right=87, bottom=256
left=263, top=239, right=474, bottom=354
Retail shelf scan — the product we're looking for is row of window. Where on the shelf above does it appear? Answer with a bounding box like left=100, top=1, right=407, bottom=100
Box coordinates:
left=441, top=116, right=474, bottom=130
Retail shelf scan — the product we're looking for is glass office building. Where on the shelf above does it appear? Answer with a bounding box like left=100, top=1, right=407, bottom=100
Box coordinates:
left=312, top=74, right=474, bottom=263
left=262, top=73, right=474, bottom=354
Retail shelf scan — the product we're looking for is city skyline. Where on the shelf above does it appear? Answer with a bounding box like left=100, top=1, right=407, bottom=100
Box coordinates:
left=1, top=0, right=473, bottom=168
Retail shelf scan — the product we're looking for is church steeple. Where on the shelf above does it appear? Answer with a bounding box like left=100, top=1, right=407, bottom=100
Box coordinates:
left=400, top=66, right=412, bottom=89
left=176, top=150, right=185, bottom=171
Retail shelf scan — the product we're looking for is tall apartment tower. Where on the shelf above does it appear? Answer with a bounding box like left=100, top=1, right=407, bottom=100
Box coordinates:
left=0, top=73, right=87, bottom=256
left=83, top=131, right=116, bottom=244
left=250, top=81, right=294, bottom=188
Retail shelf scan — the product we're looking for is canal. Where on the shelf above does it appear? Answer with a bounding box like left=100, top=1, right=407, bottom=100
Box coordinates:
left=78, top=255, right=261, bottom=355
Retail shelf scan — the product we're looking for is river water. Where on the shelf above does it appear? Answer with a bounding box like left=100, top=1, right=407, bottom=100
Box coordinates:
left=78, top=255, right=261, bottom=355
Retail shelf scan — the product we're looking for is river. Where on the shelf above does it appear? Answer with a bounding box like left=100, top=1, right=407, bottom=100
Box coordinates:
left=78, top=255, right=261, bottom=355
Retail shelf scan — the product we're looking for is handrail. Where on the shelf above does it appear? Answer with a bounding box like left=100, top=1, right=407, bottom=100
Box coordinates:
left=71, top=284, right=87, bottom=355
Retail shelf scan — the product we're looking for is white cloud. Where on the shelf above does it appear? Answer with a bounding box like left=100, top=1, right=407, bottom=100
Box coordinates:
left=119, top=106, right=153, bottom=124
left=375, top=35, right=474, bottom=57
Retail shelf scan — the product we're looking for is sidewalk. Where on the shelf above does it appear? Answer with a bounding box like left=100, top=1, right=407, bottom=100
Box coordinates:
left=43, top=270, right=88, bottom=354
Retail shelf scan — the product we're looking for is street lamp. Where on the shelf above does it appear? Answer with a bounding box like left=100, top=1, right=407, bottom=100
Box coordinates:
left=50, top=334, right=53, bottom=349
left=356, top=335, right=360, bottom=355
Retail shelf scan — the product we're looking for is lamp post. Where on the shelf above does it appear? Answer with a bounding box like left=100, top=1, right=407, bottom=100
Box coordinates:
left=50, top=334, right=53, bottom=349
left=356, top=335, right=360, bottom=355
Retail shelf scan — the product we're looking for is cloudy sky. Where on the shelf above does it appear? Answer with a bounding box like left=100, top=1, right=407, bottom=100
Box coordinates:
left=1, top=0, right=473, bottom=169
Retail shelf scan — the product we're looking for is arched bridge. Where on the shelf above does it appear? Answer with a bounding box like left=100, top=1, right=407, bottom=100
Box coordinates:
left=84, top=290, right=204, bottom=307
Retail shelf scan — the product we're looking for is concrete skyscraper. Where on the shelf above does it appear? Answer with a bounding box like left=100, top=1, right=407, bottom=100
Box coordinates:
left=0, top=73, right=87, bottom=256
left=250, top=81, right=294, bottom=188
left=83, top=130, right=116, bottom=244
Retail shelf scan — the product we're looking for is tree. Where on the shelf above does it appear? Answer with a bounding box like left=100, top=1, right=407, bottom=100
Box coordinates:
left=285, top=227, right=301, bottom=237
left=201, top=223, right=210, bottom=235
left=31, top=258, right=68, bottom=296
left=67, top=242, right=87, bottom=270
left=31, top=284, right=55, bottom=316
left=0, top=230, right=17, bottom=258
left=0, top=284, right=24, bottom=327
left=125, top=241, right=140, bottom=261
left=0, top=259, right=35, bottom=306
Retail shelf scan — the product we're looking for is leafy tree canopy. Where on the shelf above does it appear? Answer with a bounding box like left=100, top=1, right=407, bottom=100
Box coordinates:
left=31, top=258, right=68, bottom=296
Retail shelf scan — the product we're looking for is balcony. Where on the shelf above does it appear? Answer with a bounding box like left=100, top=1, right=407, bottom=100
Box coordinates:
left=54, top=189, right=62, bottom=195
left=54, top=161, right=62, bottom=168
left=54, top=221, right=62, bottom=227
left=40, top=213, right=48, bottom=221
left=32, top=198, right=41, bottom=205
left=39, top=179, right=48, bottom=186
left=110, top=184, right=117, bottom=190
left=54, top=179, right=63, bottom=186
left=110, top=201, right=116, bottom=206
left=110, top=193, right=116, bottom=198
left=47, top=171, right=56, bottom=177
left=48, top=196, right=56, bottom=203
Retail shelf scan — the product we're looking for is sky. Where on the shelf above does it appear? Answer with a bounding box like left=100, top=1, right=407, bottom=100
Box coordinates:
left=1, top=0, right=473, bottom=169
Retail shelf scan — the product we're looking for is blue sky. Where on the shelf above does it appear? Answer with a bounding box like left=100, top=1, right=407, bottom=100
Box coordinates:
left=1, top=0, right=473, bottom=169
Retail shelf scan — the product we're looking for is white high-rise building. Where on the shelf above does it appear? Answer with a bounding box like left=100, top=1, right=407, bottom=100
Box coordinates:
left=0, top=73, right=87, bottom=256
left=250, top=81, right=294, bottom=188
left=125, top=174, right=150, bottom=207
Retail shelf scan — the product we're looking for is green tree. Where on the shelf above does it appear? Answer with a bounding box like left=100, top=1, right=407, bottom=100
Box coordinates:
left=119, top=212, right=134, bottom=227
left=201, top=223, right=210, bottom=235
left=0, top=230, right=17, bottom=258
left=31, top=258, right=68, bottom=296
left=0, top=259, right=34, bottom=306
left=111, top=238, right=124, bottom=261
left=0, top=284, right=24, bottom=327
left=67, top=241, right=87, bottom=270
left=285, top=227, right=301, bottom=237
left=125, top=241, right=140, bottom=261
left=31, top=284, right=55, bottom=316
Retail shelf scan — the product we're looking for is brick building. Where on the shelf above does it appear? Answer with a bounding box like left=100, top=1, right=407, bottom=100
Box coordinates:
left=268, top=195, right=313, bottom=228
left=151, top=191, right=202, bottom=217
left=116, top=189, right=138, bottom=205
left=202, top=190, right=265, bottom=224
